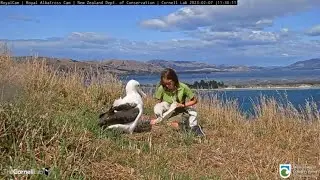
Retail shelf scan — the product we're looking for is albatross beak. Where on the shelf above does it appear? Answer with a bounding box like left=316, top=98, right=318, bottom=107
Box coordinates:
left=138, top=88, right=147, bottom=98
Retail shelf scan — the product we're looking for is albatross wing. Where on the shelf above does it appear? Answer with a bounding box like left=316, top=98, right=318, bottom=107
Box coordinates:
left=98, top=103, right=139, bottom=127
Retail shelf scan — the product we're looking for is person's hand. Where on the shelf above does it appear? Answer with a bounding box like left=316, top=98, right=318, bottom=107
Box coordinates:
left=176, top=103, right=185, bottom=108
left=150, top=119, right=157, bottom=125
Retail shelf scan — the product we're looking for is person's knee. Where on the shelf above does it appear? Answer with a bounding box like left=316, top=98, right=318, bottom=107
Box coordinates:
left=188, top=110, right=197, bottom=117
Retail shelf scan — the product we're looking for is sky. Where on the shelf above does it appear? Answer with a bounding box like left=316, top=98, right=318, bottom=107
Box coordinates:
left=0, top=1, right=320, bottom=67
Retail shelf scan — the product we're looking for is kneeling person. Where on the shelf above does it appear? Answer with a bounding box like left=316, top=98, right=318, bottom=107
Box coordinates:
left=152, top=68, right=205, bottom=137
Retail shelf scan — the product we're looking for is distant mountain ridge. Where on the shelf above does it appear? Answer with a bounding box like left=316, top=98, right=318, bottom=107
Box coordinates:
left=285, top=58, right=320, bottom=70
left=146, top=59, right=221, bottom=72
left=11, top=56, right=320, bottom=75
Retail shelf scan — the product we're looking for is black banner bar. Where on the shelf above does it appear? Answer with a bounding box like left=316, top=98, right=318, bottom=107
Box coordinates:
left=1, top=0, right=238, bottom=5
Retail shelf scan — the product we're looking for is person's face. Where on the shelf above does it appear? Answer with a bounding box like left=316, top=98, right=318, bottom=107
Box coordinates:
left=163, top=78, right=175, bottom=90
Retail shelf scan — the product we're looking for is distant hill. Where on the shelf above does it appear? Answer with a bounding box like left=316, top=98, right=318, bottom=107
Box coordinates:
left=10, top=56, right=320, bottom=75
left=146, top=59, right=266, bottom=73
left=11, top=56, right=163, bottom=75
left=100, top=59, right=163, bottom=74
left=147, top=59, right=221, bottom=73
left=285, top=58, right=320, bottom=70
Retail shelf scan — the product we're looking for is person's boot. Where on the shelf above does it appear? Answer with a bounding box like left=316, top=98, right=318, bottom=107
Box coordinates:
left=179, top=113, right=190, bottom=132
left=191, top=125, right=205, bottom=137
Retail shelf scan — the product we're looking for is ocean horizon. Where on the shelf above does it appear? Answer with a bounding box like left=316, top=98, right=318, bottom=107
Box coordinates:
left=141, top=86, right=320, bottom=116
left=119, top=69, right=320, bottom=85
left=121, top=70, right=320, bottom=115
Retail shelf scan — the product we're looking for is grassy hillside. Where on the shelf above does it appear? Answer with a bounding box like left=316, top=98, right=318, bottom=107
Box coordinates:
left=1, top=51, right=319, bottom=179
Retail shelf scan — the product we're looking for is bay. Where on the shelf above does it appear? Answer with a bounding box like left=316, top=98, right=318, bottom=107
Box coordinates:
left=119, top=70, right=320, bottom=114
left=119, top=69, right=320, bottom=85
left=197, top=88, right=320, bottom=115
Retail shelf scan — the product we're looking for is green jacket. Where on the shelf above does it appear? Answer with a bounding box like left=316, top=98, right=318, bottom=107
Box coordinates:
left=154, top=82, right=195, bottom=104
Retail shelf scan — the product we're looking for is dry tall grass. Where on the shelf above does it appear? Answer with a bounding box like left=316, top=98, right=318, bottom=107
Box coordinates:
left=0, top=49, right=319, bottom=179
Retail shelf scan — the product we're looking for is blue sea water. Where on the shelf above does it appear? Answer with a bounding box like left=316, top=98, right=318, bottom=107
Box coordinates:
left=119, top=70, right=320, bottom=114
left=141, top=87, right=320, bottom=115
left=119, top=69, right=320, bottom=85
left=197, top=88, right=320, bottom=115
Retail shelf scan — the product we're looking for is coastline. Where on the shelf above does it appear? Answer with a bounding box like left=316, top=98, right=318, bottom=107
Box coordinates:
left=196, top=85, right=320, bottom=91
left=141, top=84, right=320, bottom=91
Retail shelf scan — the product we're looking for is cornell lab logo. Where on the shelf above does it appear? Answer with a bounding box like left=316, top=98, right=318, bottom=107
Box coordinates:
left=279, top=164, right=291, bottom=178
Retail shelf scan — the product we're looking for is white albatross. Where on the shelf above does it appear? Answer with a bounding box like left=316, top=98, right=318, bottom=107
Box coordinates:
left=98, top=79, right=147, bottom=134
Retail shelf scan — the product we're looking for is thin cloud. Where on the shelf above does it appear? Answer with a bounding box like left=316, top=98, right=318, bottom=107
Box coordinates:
left=1, top=31, right=320, bottom=66
left=305, top=25, right=320, bottom=36
left=7, top=15, right=40, bottom=23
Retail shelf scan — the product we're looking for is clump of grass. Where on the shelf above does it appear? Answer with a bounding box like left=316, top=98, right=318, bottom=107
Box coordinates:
left=0, top=50, right=126, bottom=179
left=1, top=48, right=319, bottom=179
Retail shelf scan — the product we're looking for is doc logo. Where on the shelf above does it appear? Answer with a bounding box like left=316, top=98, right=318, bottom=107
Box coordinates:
left=279, top=164, right=291, bottom=178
